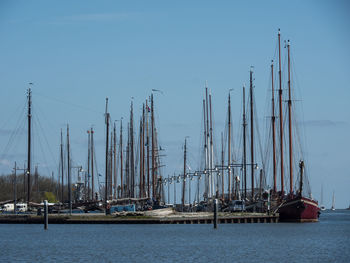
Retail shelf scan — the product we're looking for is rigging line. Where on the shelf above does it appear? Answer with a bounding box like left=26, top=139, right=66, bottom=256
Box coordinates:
left=0, top=101, right=26, bottom=150
left=33, top=100, right=60, bottom=135
left=253, top=95, right=264, bottom=169
left=92, top=137, right=100, bottom=187
left=33, top=113, right=58, bottom=169
left=33, top=91, right=103, bottom=115
left=32, top=118, right=53, bottom=177
left=0, top=98, right=27, bottom=131
left=0, top=113, right=26, bottom=161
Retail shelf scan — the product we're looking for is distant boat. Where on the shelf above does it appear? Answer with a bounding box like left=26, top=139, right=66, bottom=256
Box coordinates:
left=331, top=191, right=335, bottom=211
left=320, top=185, right=326, bottom=211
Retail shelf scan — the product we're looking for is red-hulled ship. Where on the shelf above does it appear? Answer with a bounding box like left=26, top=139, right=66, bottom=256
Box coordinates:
left=269, top=30, right=319, bottom=222
left=278, top=162, right=320, bottom=222
left=278, top=196, right=320, bottom=222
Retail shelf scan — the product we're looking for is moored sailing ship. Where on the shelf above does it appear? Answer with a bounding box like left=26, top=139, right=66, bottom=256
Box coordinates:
left=269, top=30, right=320, bottom=222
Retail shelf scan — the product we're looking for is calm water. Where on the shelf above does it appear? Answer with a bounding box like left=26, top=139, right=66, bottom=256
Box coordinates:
left=0, top=210, right=349, bottom=263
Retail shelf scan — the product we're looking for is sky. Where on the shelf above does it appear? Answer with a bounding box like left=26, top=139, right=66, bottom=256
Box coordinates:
left=0, top=0, right=349, bottom=208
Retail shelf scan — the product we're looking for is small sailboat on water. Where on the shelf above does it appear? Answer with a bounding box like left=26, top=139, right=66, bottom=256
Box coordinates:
left=331, top=191, right=335, bottom=211
left=320, top=185, right=326, bottom=211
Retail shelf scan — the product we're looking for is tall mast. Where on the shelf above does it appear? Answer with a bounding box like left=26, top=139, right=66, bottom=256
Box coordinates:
left=146, top=99, right=150, bottom=198
left=130, top=101, right=135, bottom=198
left=228, top=93, right=232, bottom=201
left=60, top=129, right=64, bottom=202
left=142, top=105, right=145, bottom=198
left=113, top=123, right=117, bottom=199
left=182, top=137, right=187, bottom=210
left=221, top=132, right=224, bottom=200
left=209, top=92, right=214, bottom=198
left=299, top=161, right=304, bottom=197
left=105, top=98, right=110, bottom=211
left=27, top=87, right=32, bottom=206
left=151, top=94, right=155, bottom=199
left=271, top=60, right=277, bottom=193
left=203, top=99, right=208, bottom=197
left=67, top=124, right=72, bottom=214
left=109, top=131, right=113, bottom=199
left=13, top=162, right=17, bottom=214
left=91, top=127, right=95, bottom=200
left=242, top=85, right=247, bottom=199
left=87, top=129, right=91, bottom=200
left=126, top=123, right=130, bottom=197
left=287, top=40, right=293, bottom=195
left=139, top=113, right=143, bottom=198
left=249, top=68, right=255, bottom=200
left=119, top=120, right=123, bottom=198
left=278, top=29, right=285, bottom=194
left=205, top=84, right=210, bottom=198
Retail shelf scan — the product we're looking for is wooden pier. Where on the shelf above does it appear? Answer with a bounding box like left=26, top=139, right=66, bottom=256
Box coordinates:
left=0, top=212, right=279, bottom=224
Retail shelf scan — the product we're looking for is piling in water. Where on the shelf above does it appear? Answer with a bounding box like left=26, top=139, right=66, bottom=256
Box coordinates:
left=214, top=199, right=218, bottom=229
left=44, top=200, right=48, bottom=230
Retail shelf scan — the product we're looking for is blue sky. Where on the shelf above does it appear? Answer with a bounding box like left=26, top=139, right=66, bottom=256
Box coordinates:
left=0, top=0, right=349, bottom=208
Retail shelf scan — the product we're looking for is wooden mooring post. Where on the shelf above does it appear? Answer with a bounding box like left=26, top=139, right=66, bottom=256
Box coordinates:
left=213, top=199, right=218, bottom=229
left=44, top=200, right=48, bottom=230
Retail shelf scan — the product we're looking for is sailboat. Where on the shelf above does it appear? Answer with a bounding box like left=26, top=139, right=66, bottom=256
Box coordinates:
left=270, top=30, right=320, bottom=222
left=320, top=185, right=326, bottom=211
left=331, top=191, right=335, bottom=211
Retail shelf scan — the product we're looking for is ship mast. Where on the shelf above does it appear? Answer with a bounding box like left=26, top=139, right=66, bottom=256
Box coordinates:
left=221, top=133, right=224, bottom=200
left=278, top=29, right=285, bottom=195
left=205, top=84, right=210, bottom=198
left=182, top=137, right=187, bottom=210
left=109, top=131, right=113, bottom=198
left=287, top=40, right=293, bottom=195
left=27, top=87, right=32, bottom=206
left=142, top=106, right=145, bottom=198
left=130, top=101, right=135, bottom=198
left=242, top=85, right=247, bottom=199
left=209, top=92, right=214, bottom=198
left=228, top=93, right=232, bottom=201
left=119, top=120, right=123, bottom=198
left=87, top=129, right=91, bottom=200
left=151, top=94, right=155, bottom=199
left=203, top=99, right=208, bottom=198
left=60, top=129, right=64, bottom=202
left=105, top=98, right=110, bottom=212
left=271, top=60, right=277, bottom=193
left=91, top=127, right=95, bottom=200
left=139, top=110, right=143, bottom=198
left=67, top=124, right=72, bottom=214
left=113, top=122, right=117, bottom=199
left=146, top=99, right=150, bottom=198
left=249, top=68, right=255, bottom=200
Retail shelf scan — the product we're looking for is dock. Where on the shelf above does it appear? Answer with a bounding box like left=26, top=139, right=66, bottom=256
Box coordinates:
left=0, top=212, right=279, bottom=224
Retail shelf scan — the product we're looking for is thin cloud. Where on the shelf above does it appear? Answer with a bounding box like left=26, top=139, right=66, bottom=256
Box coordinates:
left=0, top=159, right=11, bottom=167
left=0, top=128, right=25, bottom=136
left=69, top=13, right=129, bottom=21
left=54, top=13, right=133, bottom=24
left=302, top=120, right=347, bottom=127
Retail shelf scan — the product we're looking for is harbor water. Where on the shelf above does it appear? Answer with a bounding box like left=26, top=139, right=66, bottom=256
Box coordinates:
left=1, top=210, right=349, bottom=262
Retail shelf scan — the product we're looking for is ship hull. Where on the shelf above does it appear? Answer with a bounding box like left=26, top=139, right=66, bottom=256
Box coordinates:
left=278, top=196, right=320, bottom=222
